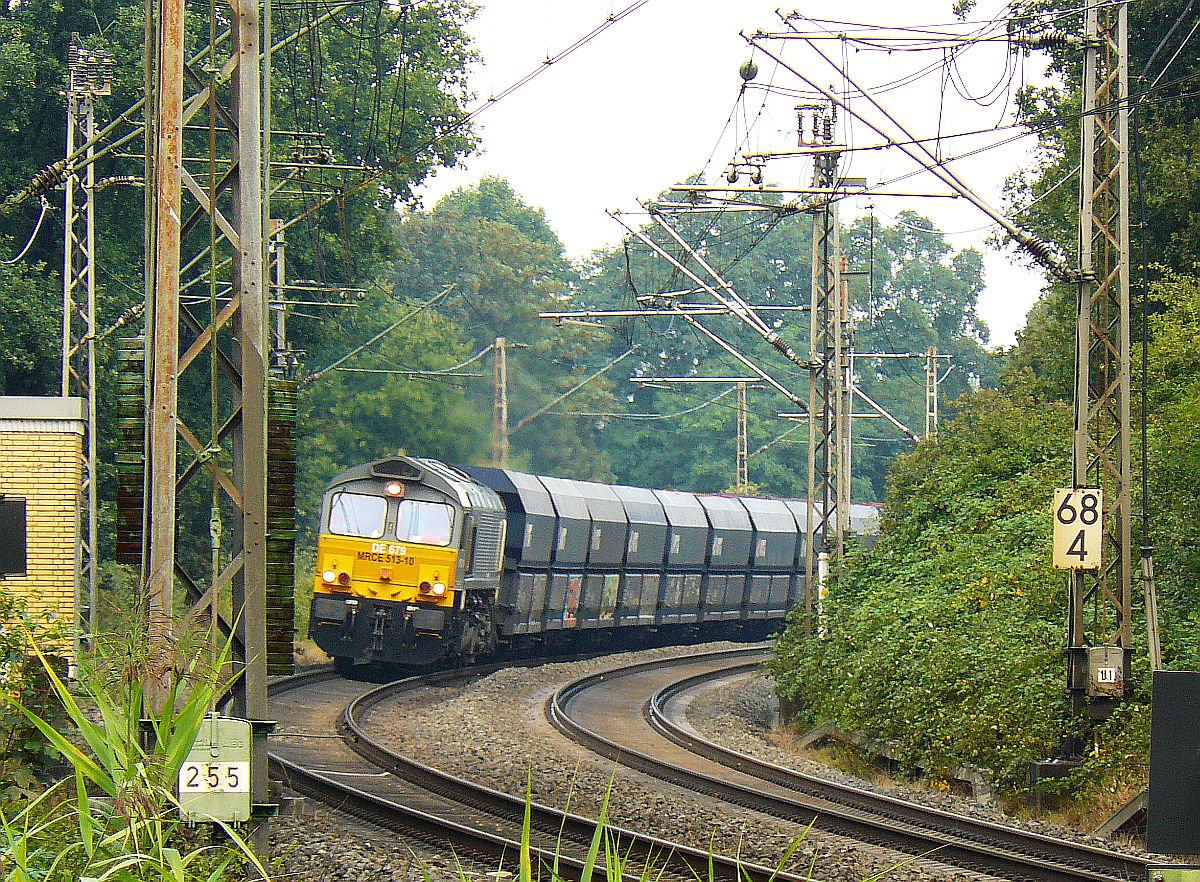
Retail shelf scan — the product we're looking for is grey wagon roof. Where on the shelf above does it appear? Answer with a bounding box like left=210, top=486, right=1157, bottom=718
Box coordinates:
left=652, top=489, right=708, bottom=527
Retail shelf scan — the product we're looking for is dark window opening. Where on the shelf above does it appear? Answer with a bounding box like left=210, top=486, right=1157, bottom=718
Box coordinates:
left=0, top=497, right=28, bottom=578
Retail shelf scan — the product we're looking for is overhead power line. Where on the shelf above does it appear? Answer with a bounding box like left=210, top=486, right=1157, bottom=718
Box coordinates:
left=303, top=284, right=455, bottom=385
left=748, top=19, right=1076, bottom=284
left=556, top=384, right=738, bottom=422
left=512, top=348, right=638, bottom=432
left=1, top=198, right=51, bottom=264
left=273, top=0, right=656, bottom=240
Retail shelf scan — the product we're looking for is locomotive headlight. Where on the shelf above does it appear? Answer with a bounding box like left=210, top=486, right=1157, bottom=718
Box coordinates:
left=322, top=569, right=336, bottom=584
left=385, top=481, right=403, bottom=497
left=432, top=581, right=446, bottom=597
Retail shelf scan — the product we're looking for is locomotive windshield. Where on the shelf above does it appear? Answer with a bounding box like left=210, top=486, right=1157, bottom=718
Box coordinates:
left=328, top=492, right=387, bottom=539
left=396, top=500, right=454, bottom=546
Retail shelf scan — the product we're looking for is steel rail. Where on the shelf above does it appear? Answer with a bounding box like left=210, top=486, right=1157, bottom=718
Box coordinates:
left=547, top=651, right=1145, bottom=882
left=265, top=651, right=812, bottom=882
left=340, top=660, right=812, bottom=882
left=649, top=665, right=1148, bottom=882
left=268, top=665, right=625, bottom=882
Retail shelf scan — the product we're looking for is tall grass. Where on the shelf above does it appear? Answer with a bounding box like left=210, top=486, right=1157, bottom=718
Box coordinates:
left=1, top=627, right=267, bottom=882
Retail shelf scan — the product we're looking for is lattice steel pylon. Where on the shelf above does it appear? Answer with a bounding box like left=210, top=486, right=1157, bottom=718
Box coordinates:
left=144, top=0, right=272, bottom=852
left=803, top=101, right=848, bottom=633
left=736, top=381, right=749, bottom=493
left=924, top=347, right=940, bottom=441
left=1070, top=0, right=1132, bottom=721
left=62, top=36, right=112, bottom=652
left=492, top=337, right=510, bottom=467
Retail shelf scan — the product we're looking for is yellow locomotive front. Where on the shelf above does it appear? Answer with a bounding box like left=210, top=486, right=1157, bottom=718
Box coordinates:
left=309, top=459, right=465, bottom=671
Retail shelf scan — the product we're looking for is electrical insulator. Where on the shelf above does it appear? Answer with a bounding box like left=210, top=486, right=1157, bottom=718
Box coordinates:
left=1011, top=32, right=1085, bottom=50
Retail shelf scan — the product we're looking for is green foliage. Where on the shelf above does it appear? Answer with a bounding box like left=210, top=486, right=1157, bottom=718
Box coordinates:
left=266, top=0, right=478, bottom=302
left=1002, top=0, right=1200, bottom=390
left=0, top=626, right=267, bottom=882
left=297, top=300, right=488, bottom=530
left=578, top=206, right=994, bottom=500
left=0, top=249, right=61, bottom=395
left=997, top=283, right=1075, bottom=402
left=843, top=212, right=998, bottom=497
left=0, top=591, right=67, bottom=799
left=1142, top=268, right=1200, bottom=668
left=506, top=771, right=814, bottom=882
left=387, top=177, right=616, bottom=479
left=0, top=0, right=483, bottom=582
left=770, top=392, right=1074, bottom=791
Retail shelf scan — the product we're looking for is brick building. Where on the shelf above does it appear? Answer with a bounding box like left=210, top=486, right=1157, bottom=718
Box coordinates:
left=0, top=397, right=84, bottom=662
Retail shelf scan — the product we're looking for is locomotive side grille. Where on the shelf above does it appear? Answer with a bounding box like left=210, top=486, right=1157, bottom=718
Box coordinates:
left=473, top=511, right=505, bottom=576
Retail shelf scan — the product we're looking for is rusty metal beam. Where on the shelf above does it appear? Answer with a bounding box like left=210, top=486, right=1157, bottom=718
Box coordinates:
left=146, top=0, right=185, bottom=671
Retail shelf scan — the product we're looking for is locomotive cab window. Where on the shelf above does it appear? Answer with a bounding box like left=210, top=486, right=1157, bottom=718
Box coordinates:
left=328, top=492, right=387, bottom=538
left=396, top=500, right=454, bottom=546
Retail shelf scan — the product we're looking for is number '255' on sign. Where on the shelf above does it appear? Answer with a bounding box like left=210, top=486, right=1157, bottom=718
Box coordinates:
left=1053, top=488, right=1103, bottom=570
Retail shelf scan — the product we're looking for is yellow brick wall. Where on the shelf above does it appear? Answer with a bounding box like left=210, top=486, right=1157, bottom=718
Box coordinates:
left=0, top=430, right=82, bottom=661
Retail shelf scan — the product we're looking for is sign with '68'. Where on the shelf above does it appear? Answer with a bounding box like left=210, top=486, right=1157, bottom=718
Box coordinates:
left=1053, top=488, right=1103, bottom=570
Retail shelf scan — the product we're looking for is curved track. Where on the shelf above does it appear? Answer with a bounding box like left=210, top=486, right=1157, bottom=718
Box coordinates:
left=546, top=650, right=1148, bottom=882
left=267, top=660, right=819, bottom=882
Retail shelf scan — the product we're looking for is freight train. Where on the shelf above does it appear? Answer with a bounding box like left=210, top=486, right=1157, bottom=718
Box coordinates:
left=308, top=456, right=878, bottom=674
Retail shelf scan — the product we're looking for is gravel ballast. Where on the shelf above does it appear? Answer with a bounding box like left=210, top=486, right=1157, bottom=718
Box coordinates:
left=355, top=644, right=991, bottom=882
left=270, top=807, right=496, bottom=882
left=270, top=643, right=1135, bottom=881
left=679, top=670, right=1138, bottom=852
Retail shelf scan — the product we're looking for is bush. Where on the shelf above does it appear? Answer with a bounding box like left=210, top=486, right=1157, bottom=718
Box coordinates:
left=0, top=589, right=68, bottom=799
left=771, top=393, right=1077, bottom=792
left=1, top=621, right=268, bottom=881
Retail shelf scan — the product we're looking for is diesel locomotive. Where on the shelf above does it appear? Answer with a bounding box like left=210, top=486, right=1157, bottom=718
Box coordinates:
left=307, top=456, right=878, bottom=673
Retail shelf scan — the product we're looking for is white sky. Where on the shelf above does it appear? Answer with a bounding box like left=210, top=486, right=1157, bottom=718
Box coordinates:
left=417, top=0, right=1061, bottom=348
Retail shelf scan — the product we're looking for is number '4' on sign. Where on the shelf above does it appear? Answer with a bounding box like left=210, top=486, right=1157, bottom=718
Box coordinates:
left=1053, top=488, right=1103, bottom=570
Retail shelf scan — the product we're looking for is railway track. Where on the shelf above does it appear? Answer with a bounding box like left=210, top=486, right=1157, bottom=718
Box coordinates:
left=546, top=649, right=1149, bottom=882
left=266, top=657, right=823, bottom=882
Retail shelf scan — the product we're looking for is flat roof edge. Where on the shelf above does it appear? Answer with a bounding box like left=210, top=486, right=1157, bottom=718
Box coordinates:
left=0, top=396, right=85, bottom=422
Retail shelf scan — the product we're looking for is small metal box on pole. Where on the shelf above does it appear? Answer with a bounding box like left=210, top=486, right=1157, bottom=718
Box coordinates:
left=1086, top=645, right=1125, bottom=698
left=178, top=714, right=253, bottom=823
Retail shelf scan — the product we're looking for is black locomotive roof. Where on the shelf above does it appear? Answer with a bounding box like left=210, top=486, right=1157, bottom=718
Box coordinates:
left=325, top=457, right=417, bottom=489
left=413, top=457, right=504, bottom=514
left=327, top=456, right=454, bottom=497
